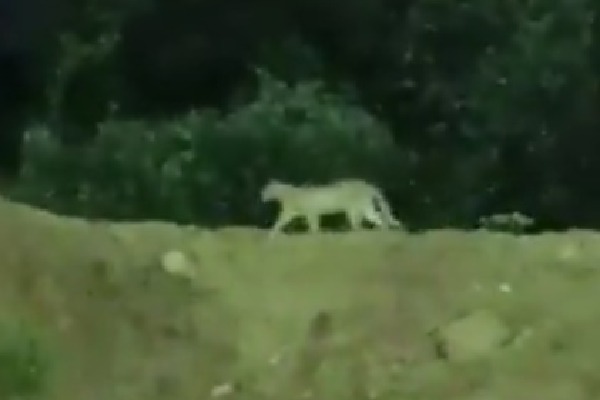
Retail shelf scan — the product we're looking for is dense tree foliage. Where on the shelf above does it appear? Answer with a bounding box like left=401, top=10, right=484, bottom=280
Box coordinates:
left=13, top=72, right=408, bottom=227
left=1, top=0, right=599, bottom=229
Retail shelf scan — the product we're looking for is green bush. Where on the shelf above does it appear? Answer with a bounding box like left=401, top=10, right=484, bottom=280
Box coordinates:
left=0, top=319, right=50, bottom=399
left=12, top=70, right=410, bottom=227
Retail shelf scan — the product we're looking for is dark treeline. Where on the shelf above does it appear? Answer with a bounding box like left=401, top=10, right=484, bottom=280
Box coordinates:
left=1, top=0, right=600, bottom=230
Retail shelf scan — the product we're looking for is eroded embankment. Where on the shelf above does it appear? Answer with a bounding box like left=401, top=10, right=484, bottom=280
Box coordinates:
left=1, top=197, right=600, bottom=400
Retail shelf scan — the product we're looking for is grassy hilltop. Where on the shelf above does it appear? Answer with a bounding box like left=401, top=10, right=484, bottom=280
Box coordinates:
left=0, top=197, right=600, bottom=399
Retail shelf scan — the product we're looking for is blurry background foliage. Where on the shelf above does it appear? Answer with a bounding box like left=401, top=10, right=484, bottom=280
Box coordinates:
left=1, top=0, right=599, bottom=230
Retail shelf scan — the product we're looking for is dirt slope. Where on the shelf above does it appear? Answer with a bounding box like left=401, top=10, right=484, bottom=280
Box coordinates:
left=1, top=197, right=600, bottom=399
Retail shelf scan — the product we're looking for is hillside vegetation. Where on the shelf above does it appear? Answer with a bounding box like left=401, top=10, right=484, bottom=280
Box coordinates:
left=1, top=197, right=600, bottom=399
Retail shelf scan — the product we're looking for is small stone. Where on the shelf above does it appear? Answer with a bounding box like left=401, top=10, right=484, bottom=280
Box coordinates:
left=433, top=309, right=511, bottom=362
left=210, top=382, right=235, bottom=397
left=160, top=250, right=194, bottom=279
left=498, top=283, right=511, bottom=293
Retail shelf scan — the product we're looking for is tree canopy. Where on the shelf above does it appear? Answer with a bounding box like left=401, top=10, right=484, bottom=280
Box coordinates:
left=1, top=0, right=599, bottom=229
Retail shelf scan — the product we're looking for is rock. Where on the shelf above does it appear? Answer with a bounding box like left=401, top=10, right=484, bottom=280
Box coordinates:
left=433, top=309, right=511, bottom=362
left=160, top=250, right=195, bottom=279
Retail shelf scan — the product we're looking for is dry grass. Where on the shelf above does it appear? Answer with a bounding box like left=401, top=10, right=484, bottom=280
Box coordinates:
left=1, top=197, right=600, bottom=399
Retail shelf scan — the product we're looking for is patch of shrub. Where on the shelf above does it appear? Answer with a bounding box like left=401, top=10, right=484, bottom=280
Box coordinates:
left=0, top=319, right=50, bottom=399
left=12, top=70, right=412, bottom=227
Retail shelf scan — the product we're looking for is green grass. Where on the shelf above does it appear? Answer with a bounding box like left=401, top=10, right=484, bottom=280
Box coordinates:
left=1, top=198, right=600, bottom=399
left=0, top=317, right=49, bottom=399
